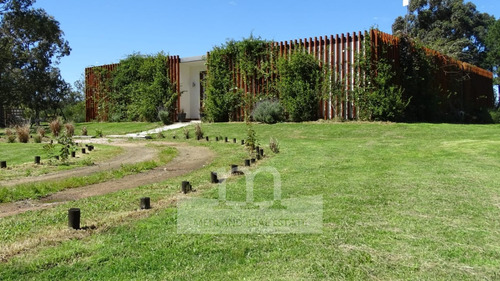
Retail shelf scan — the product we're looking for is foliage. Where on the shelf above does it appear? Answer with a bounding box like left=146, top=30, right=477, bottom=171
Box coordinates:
left=0, top=0, right=71, bottom=121
left=57, top=135, right=75, bottom=161
left=277, top=50, right=324, bottom=122
left=251, top=100, right=284, bottom=124
left=94, top=129, right=103, bottom=138
left=36, top=127, right=46, bottom=138
left=158, top=110, right=171, bottom=125
left=392, top=0, right=495, bottom=69
left=42, top=142, right=56, bottom=159
left=269, top=137, right=280, bottom=153
left=486, top=19, right=500, bottom=100
left=205, top=36, right=276, bottom=122
left=109, top=52, right=177, bottom=122
left=194, top=123, right=203, bottom=139
left=183, top=127, right=190, bottom=139
left=64, top=122, right=75, bottom=137
left=33, top=134, right=41, bottom=143
left=7, top=134, right=16, bottom=143
left=245, top=122, right=258, bottom=150
left=15, top=125, right=30, bottom=143
left=49, top=118, right=63, bottom=137
left=81, top=126, right=87, bottom=136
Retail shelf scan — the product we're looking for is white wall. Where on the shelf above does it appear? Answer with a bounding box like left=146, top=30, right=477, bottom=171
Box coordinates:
left=179, top=59, right=206, bottom=119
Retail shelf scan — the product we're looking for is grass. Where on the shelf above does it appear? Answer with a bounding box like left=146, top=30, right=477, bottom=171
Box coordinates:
left=0, top=143, right=122, bottom=181
left=0, top=145, right=177, bottom=203
left=1, top=122, right=500, bottom=280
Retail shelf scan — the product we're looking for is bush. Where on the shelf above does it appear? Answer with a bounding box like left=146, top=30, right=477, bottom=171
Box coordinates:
left=269, top=137, right=280, bottom=154
left=488, top=108, right=500, bottom=123
left=34, top=134, right=42, bottom=143
left=183, top=128, right=190, bottom=139
left=277, top=51, right=324, bottom=122
left=194, top=123, right=203, bottom=139
left=16, top=125, right=30, bottom=143
left=158, top=110, right=172, bottom=125
left=7, top=135, right=16, bottom=143
left=81, top=126, right=88, bottom=136
left=49, top=118, right=63, bottom=137
left=65, top=122, right=75, bottom=137
left=37, top=127, right=46, bottom=138
left=252, top=100, right=284, bottom=124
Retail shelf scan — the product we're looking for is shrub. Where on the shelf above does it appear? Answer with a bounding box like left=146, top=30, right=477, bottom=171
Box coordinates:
left=277, top=50, right=324, bottom=122
left=49, top=118, right=63, bottom=137
left=37, top=127, right=46, bottom=138
left=245, top=122, right=258, bottom=150
left=157, top=132, right=165, bottom=139
left=16, top=125, right=30, bottom=143
left=183, top=128, right=190, bottom=139
left=65, top=123, right=75, bottom=137
left=34, top=134, right=42, bottom=143
left=488, top=108, right=500, bottom=123
left=7, top=135, right=16, bottom=143
left=194, top=123, right=203, bottom=139
left=269, top=137, right=280, bottom=154
left=252, top=100, right=284, bottom=124
left=95, top=129, right=103, bottom=138
left=81, top=126, right=88, bottom=136
left=158, top=110, right=172, bottom=125
left=5, top=128, right=13, bottom=137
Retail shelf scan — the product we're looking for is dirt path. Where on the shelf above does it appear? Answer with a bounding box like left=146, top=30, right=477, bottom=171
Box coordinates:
left=0, top=141, right=157, bottom=187
left=0, top=142, right=214, bottom=218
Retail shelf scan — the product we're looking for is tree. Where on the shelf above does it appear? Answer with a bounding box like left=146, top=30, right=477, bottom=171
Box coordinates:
left=486, top=19, right=500, bottom=104
left=0, top=0, right=70, bottom=121
left=392, top=0, right=495, bottom=69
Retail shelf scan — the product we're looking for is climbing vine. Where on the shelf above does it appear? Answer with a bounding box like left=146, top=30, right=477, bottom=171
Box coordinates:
left=204, top=36, right=278, bottom=122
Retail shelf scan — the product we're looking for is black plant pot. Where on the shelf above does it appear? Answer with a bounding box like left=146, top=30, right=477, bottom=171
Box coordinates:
left=178, top=113, right=186, bottom=122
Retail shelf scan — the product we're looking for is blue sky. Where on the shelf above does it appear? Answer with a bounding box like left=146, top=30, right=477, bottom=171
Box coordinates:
left=34, top=0, right=500, bottom=87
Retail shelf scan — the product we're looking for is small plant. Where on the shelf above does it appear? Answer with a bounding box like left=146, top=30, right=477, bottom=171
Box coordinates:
left=49, top=118, right=63, bottom=137
left=82, top=157, right=94, bottom=166
left=43, top=143, right=57, bottom=159
left=37, top=127, right=46, bottom=138
left=34, top=134, right=42, bottom=143
left=95, top=129, right=103, bottom=138
left=16, top=125, right=30, bottom=143
left=183, top=127, right=190, bottom=139
left=81, top=126, right=88, bottom=136
left=57, top=135, right=75, bottom=161
left=252, top=100, right=285, bottom=124
left=194, top=123, right=203, bottom=139
left=157, top=131, right=165, bottom=139
left=5, top=128, right=16, bottom=143
left=245, top=122, right=258, bottom=150
left=269, top=137, right=280, bottom=154
left=7, top=135, right=16, bottom=143
left=65, top=122, right=75, bottom=137
left=158, top=110, right=172, bottom=125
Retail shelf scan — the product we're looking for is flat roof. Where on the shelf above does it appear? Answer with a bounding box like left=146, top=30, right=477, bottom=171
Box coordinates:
left=180, top=55, right=205, bottom=63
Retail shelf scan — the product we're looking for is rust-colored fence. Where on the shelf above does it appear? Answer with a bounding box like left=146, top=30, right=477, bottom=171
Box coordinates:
left=372, top=30, right=494, bottom=121
left=85, top=56, right=180, bottom=122
left=86, top=30, right=493, bottom=122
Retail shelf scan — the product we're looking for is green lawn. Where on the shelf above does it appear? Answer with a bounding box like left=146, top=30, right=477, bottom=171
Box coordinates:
left=0, top=143, right=123, bottom=181
left=1, top=122, right=500, bottom=280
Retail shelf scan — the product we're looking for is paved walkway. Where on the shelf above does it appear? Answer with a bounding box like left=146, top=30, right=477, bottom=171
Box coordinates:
left=107, top=120, right=201, bottom=139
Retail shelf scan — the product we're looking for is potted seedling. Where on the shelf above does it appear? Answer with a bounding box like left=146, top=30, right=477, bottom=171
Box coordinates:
left=177, top=109, right=186, bottom=122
